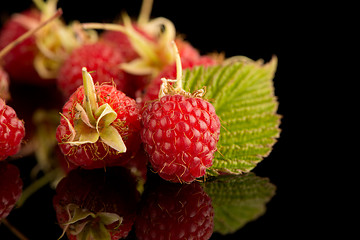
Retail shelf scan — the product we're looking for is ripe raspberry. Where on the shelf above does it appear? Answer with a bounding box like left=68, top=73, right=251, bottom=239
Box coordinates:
left=0, top=162, right=23, bottom=220
left=141, top=94, right=220, bottom=183
left=0, top=9, right=41, bottom=83
left=135, top=178, right=214, bottom=240
left=57, top=41, right=131, bottom=98
left=141, top=42, right=220, bottom=183
left=0, top=99, right=25, bottom=161
left=0, top=67, right=10, bottom=100
left=53, top=167, right=140, bottom=240
left=56, top=68, right=141, bottom=169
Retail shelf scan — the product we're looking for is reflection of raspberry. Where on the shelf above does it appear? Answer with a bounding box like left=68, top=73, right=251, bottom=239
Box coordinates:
left=0, top=99, right=25, bottom=161
left=53, top=167, right=140, bottom=240
left=0, top=162, right=23, bottom=220
left=141, top=94, right=221, bottom=183
left=135, top=179, right=214, bottom=240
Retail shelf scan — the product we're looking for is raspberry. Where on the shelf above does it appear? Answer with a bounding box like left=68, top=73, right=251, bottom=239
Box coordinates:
left=135, top=178, right=214, bottom=240
left=0, top=9, right=41, bottom=83
left=53, top=167, right=140, bottom=240
left=56, top=68, right=141, bottom=169
left=0, top=99, right=25, bottom=161
left=141, top=42, right=220, bottom=183
left=57, top=41, right=131, bottom=98
left=141, top=94, right=220, bottom=183
left=0, top=162, right=23, bottom=220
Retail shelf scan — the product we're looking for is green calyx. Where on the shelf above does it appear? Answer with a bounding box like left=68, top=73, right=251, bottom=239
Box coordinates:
left=61, top=67, right=126, bottom=153
left=58, top=203, right=123, bottom=240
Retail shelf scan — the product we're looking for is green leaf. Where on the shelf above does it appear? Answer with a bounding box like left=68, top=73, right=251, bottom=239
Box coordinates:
left=182, top=56, right=281, bottom=175
left=202, top=173, right=276, bottom=235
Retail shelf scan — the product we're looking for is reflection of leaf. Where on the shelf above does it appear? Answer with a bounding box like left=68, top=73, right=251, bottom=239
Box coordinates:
left=202, top=173, right=276, bottom=235
left=182, top=57, right=280, bottom=176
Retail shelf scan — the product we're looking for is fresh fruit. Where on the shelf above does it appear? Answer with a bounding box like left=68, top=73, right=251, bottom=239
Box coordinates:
left=53, top=167, right=140, bottom=240
left=0, top=8, right=41, bottom=83
left=135, top=177, right=214, bottom=240
left=0, top=162, right=23, bottom=220
left=0, top=99, right=25, bottom=161
left=0, top=67, right=10, bottom=100
left=56, top=67, right=141, bottom=169
left=56, top=41, right=132, bottom=98
left=0, top=0, right=96, bottom=84
left=140, top=43, right=221, bottom=183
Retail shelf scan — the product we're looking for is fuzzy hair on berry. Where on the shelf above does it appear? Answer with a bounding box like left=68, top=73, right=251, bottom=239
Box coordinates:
left=56, top=68, right=141, bottom=169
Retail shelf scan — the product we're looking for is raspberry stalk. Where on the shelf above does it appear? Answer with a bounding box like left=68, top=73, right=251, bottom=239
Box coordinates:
left=158, top=41, right=205, bottom=98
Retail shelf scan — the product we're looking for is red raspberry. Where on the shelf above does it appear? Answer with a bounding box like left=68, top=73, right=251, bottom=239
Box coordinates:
left=0, top=67, right=10, bottom=100
left=141, top=94, right=220, bottom=183
left=135, top=179, right=214, bottom=240
left=0, top=9, right=41, bottom=83
left=0, top=162, right=23, bottom=220
left=56, top=68, right=141, bottom=169
left=57, top=41, right=131, bottom=98
left=53, top=167, right=140, bottom=240
left=0, top=99, right=25, bottom=161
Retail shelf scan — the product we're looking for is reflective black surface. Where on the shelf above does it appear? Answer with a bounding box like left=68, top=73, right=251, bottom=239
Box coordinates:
left=1, top=156, right=277, bottom=239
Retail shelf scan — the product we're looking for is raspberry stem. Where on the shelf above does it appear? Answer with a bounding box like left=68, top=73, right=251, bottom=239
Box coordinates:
left=173, top=41, right=183, bottom=91
left=138, top=0, right=154, bottom=26
left=158, top=41, right=184, bottom=98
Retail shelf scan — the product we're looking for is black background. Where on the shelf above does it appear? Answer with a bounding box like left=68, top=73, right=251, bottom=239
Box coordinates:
left=0, top=0, right=336, bottom=239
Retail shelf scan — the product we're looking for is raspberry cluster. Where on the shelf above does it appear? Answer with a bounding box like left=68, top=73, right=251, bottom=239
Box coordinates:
left=0, top=1, right=225, bottom=238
